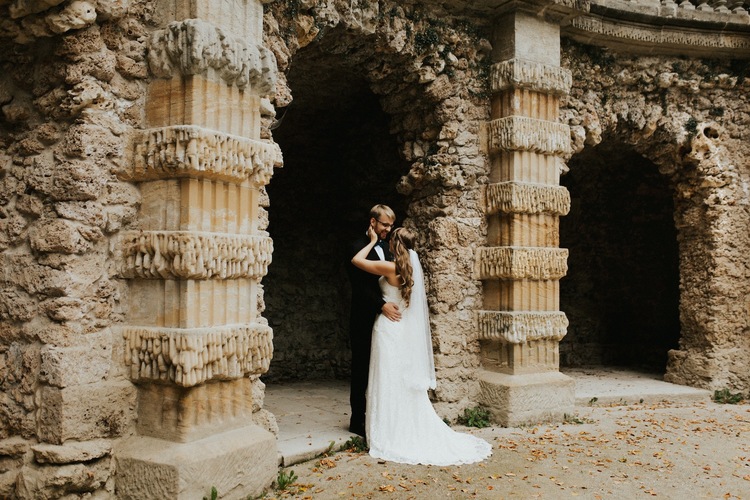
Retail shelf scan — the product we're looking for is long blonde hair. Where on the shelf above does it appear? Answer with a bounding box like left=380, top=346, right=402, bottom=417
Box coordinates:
left=390, top=228, right=415, bottom=306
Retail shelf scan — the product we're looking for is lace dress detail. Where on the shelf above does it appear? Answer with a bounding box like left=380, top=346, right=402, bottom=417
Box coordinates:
left=366, top=277, right=492, bottom=466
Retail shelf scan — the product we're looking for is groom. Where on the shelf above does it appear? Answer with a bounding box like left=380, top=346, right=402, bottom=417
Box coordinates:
left=346, top=204, right=401, bottom=437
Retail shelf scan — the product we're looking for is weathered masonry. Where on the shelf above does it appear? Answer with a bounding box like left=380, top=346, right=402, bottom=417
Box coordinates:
left=1, top=0, right=749, bottom=497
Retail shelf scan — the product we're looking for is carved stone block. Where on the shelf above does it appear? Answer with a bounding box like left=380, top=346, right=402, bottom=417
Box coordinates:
left=488, top=116, right=571, bottom=155
left=116, top=231, right=273, bottom=280
left=477, top=246, right=569, bottom=280
left=129, top=126, right=281, bottom=185
left=134, top=378, right=259, bottom=442
left=476, top=310, right=569, bottom=343
left=122, top=323, right=273, bottom=386
left=491, top=59, right=572, bottom=95
left=485, top=181, right=571, bottom=216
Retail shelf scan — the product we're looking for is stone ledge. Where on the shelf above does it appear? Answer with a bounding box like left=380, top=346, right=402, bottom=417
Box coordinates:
left=477, top=311, right=569, bottom=343
left=485, top=181, right=571, bottom=216
left=122, top=323, right=273, bottom=387
left=32, top=440, right=112, bottom=465
left=487, top=117, right=571, bottom=155
left=128, top=126, right=281, bottom=185
left=567, top=12, right=750, bottom=57
left=477, top=246, right=568, bottom=280
left=116, top=231, right=273, bottom=280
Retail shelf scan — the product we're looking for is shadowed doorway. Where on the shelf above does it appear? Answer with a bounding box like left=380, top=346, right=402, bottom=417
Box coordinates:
left=560, top=141, right=681, bottom=373
left=263, top=43, right=407, bottom=382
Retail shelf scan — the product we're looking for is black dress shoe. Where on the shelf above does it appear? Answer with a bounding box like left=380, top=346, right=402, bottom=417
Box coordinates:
left=348, top=423, right=366, bottom=437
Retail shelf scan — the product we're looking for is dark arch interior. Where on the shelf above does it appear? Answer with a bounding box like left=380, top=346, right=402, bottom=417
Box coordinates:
left=263, top=42, right=408, bottom=382
left=559, top=141, right=681, bottom=372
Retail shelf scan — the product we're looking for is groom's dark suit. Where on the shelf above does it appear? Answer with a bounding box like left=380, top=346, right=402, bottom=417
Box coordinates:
left=347, top=234, right=391, bottom=435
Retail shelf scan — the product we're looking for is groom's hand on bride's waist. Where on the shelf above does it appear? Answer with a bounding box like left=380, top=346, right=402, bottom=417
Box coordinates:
left=382, top=302, right=401, bottom=322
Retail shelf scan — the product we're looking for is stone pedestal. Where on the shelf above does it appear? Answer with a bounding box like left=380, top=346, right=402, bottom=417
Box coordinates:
left=477, top=9, right=575, bottom=425
left=478, top=370, right=575, bottom=427
left=115, top=425, right=276, bottom=500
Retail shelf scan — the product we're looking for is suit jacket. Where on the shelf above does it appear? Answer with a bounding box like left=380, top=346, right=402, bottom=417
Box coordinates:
left=347, top=234, right=391, bottom=332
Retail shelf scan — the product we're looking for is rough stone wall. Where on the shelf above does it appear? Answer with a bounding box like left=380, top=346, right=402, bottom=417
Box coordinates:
left=0, top=1, right=152, bottom=497
left=561, top=41, right=750, bottom=391
left=262, top=0, right=494, bottom=418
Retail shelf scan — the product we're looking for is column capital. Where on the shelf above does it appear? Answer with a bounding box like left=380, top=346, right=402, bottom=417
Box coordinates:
left=147, top=18, right=277, bottom=94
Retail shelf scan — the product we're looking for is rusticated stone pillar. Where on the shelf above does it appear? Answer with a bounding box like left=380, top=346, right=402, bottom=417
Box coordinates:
left=114, top=2, right=282, bottom=498
left=477, top=10, right=575, bottom=426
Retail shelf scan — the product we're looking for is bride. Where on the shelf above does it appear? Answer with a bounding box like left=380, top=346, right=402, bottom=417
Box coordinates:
left=352, top=226, right=492, bottom=466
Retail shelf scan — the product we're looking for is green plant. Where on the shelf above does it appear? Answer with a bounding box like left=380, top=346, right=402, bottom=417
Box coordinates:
left=414, top=26, right=440, bottom=54
left=203, top=486, right=218, bottom=500
left=712, top=388, right=745, bottom=404
left=275, top=469, right=298, bottom=491
left=320, top=440, right=335, bottom=457
left=685, top=116, right=699, bottom=139
left=588, top=397, right=599, bottom=406
left=457, top=406, right=491, bottom=428
left=343, top=435, right=368, bottom=453
left=564, top=413, right=594, bottom=425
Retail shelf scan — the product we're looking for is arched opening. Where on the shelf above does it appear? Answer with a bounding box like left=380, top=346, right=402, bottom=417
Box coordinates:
left=263, top=40, right=408, bottom=382
left=560, top=141, right=681, bottom=373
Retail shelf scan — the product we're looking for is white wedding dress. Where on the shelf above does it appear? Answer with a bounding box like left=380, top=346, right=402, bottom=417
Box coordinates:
left=366, top=250, right=492, bottom=466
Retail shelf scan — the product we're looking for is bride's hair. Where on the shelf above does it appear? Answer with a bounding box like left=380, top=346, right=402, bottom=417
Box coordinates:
left=390, top=228, right=415, bottom=306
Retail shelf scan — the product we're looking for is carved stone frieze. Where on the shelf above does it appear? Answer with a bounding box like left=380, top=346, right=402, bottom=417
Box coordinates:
left=477, top=310, right=569, bottom=343
left=117, top=231, right=273, bottom=280
left=488, top=117, right=571, bottom=155
left=122, top=323, right=273, bottom=386
left=490, top=59, right=573, bottom=95
left=485, top=182, right=571, bottom=216
left=569, top=14, right=750, bottom=56
left=147, top=18, right=278, bottom=93
left=129, top=126, right=281, bottom=185
left=477, top=246, right=568, bottom=280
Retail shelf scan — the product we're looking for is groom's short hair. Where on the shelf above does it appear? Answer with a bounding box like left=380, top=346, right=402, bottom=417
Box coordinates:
left=370, top=204, right=395, bottom=221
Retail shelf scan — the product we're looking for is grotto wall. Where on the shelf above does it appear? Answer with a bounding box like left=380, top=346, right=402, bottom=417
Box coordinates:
left=1, top=0, right=749, bottom=496
left=560, top=42, right=750, bottom=391
left=0, top=1, right=150, bottom=497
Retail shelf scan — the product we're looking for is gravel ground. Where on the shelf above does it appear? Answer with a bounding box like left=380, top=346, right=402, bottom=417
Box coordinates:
left=266, top=400, right=750, bottom=499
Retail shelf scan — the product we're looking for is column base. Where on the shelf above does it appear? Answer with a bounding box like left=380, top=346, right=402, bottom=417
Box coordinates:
left=115, top=424, right=277, bottom=499
left=477, top=369, right=575, bottom=427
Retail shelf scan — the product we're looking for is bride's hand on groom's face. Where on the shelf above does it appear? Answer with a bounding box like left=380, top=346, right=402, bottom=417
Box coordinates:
left=367, top=225, right=378, bottom=243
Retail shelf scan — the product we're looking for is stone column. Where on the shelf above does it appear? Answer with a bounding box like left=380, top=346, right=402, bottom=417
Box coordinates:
left=476, top=10, right=575, bottom=426
left=114, top=2, right=281, bottom=498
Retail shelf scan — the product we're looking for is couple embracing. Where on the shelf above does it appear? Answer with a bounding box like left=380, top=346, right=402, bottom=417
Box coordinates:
left=346, top=204, right=492, bottom=466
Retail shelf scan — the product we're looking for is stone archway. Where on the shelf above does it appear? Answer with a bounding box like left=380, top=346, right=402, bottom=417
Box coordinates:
left=562, top=43, right=750, bottom=392
left=560, top=140, right=680, bottom=372
left=261, top=3, right=495, bottom=418
left=263, top=41, right=408, bottom=382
